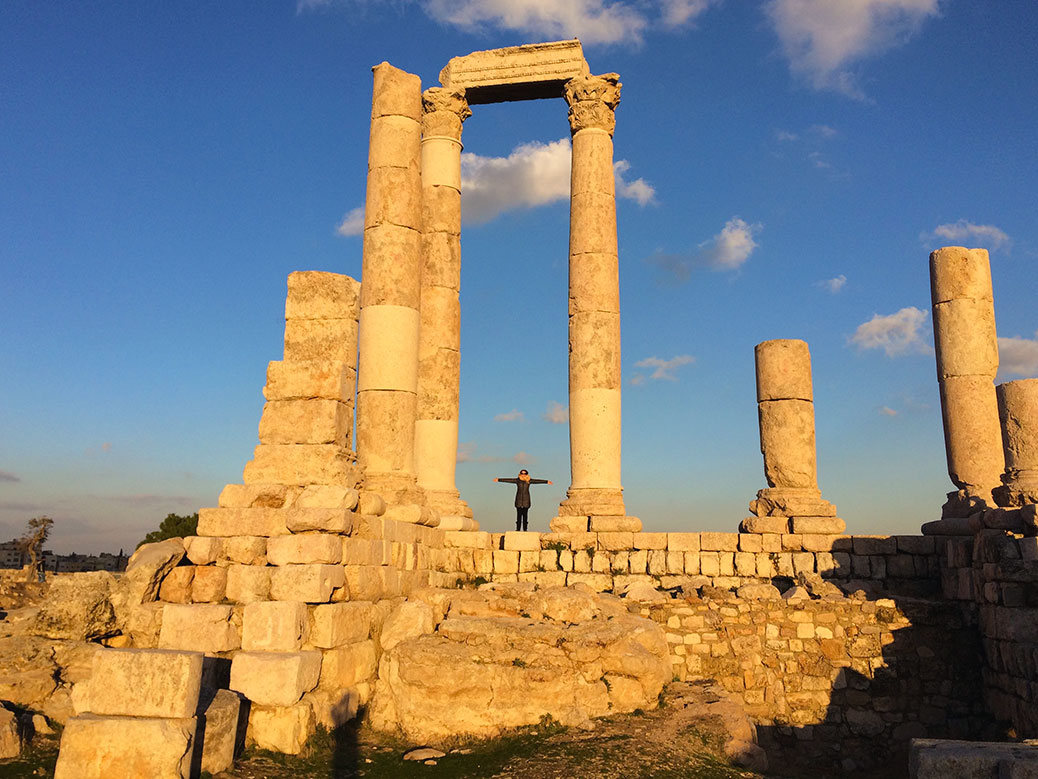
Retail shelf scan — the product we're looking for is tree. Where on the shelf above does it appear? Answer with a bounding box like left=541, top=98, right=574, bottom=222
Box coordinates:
left=18, top=516, right=53, bottom=582
left=137, top=512, right=199, bottom=549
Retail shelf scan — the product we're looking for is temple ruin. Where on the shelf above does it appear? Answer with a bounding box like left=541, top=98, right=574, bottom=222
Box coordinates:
left=15, top=40, right=1036, bottom=778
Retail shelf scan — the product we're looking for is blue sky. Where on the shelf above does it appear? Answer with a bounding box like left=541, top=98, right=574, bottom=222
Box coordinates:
left=2, top=0, right=1036, bottom=553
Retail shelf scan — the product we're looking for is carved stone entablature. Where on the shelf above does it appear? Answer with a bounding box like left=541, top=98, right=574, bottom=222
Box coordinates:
left=564, top=73, right=621, bottom=136
left=421, top=87, right=471, bottom=139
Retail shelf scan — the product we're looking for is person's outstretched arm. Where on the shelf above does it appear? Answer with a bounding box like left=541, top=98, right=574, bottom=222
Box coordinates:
left=528, top=478, right=553, bottom=485
left=494, top=478, right=519, bottom=484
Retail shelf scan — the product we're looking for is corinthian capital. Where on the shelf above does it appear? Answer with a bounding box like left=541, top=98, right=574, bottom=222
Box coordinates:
left=422, top=87, right=471, bottom=139
left=564, top=73, right=621, bottom=136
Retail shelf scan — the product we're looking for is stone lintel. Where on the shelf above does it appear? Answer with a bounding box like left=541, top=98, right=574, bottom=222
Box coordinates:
left=438, top=40, right=589, bottom=105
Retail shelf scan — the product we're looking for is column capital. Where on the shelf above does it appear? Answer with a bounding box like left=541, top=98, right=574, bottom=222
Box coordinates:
left=422, top=87, right=471, bottom=140
left=564, top=73, right=621, bottom=136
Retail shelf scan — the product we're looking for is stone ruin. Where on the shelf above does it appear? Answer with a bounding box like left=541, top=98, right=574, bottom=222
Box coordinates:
left=0, top=40, right=1034, bottom=778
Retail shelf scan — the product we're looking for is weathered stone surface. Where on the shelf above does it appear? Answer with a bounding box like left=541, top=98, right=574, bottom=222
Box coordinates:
left=284, top=270, right=359, bottom=321
left=305, top=688, right=361, bottom=730
left=258, top=399, right=352, bottom=446
left=198, top=507, right=290, bottom=538
left=123, top=540, right=185, bottom=604
left=755, top=339, right=812, bottom=402
left=159, top=568, right=195, bottom=604
left=588, top=515, right=642, bottom=532
left=740, top=516, right=790, bottom=534
left=218, top=483, right=293, bottom=509
left=791, top=516, right=846, bottom=535
left=269, top=565, right=346, bottom=603
left=242, top=444, right=359, bottom=487
left=225, top=565, right=270, bottom=604
left=86, top=648, right=203, bottom=718
left=379, top=601, right=435, bottom=651
left=183, top=536, right=222, bottom=565
left=222, top=536, right=268, bottom=565
left=0, top=706, right=20, bottom=759
left=550, top=516, right=589, bottom=533
left=319, top=641, right=378, bottom=689
left=369, top=585, right=669, bottom=743
left=267, top=534, right=343, bottom=566
left=296, top=485, right=360, bottom=510
left=0, top=636, right=60, bottom=708
left=309, top=602, right=373, bottom=648
left=158, top=604, right=240, bottom=653
left=502, top=531, right=542, bottom=551
left=247, top=700, right=315, bottom=755
left=910, top=739, right=1038, bottom=778
left=191, top=565, right=227, bottom=603
left=438, top=40, right=589, bottom=104
left=242, top=601, right=309, bottom=651
left=264, top=360, right=355, bottom=403
left=29, top=571, right=118, bottom=640
left=230, top=651, right=321, bottom=707
left=198, top=688, right=244, bottom=775
left=54, top=714, right=197, bottom=779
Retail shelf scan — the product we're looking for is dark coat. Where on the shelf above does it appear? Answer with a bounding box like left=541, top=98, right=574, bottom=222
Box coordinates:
left=496, top=477, right=548, bottom=508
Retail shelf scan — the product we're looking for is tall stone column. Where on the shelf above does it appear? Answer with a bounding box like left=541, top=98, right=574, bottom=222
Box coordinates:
left=415, top=86, right=476, bottom=530
left=355, top=62, right=426, bottom=510
left=555, top=73, right=634, bottom=531
left=743, top=340, right=842, bottom=536
left=929, top=246, right=1004, bottom=525
left=994, top=379, right=1038, bottom=508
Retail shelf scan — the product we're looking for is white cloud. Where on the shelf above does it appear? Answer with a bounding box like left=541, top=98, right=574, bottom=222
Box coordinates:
left=647, top=217, right=762, bottom=282
left=456, top=441, right=516, bottom=463
left=658, top=0, right=719, bottom=27
left=336, top=206, right=364, bottom=237
left=765, top=0, right=942, bottom=98
left=776, top=130, right=799, bottom=142
left=512, top=451, right=533, bottom=465
left=818, top=274, right=847, bottom=293
left=543, top=401, right=569, bottom=424
left=632, top=354, right=695, bottom=381
left=998, top=333, right=1038, bottom=380
left=878, top=406, right=898, bottom=417
left=494, top=408, right=525, bottom=422
left=424, top=0, right=649, bottom=45
left=849, top=306, right=929, bottom=357
left=809, top=123, right=838, bottom=138
left=614, top=160, right=656, bottom=206
left=928, top=220, right=1011, bottom=251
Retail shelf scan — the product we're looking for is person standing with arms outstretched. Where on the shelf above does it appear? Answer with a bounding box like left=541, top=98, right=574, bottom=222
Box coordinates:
left=494, top=469, right=552, bottom=531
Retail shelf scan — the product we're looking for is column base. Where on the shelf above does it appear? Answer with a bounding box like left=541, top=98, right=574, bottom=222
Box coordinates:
left=423, top=488, right=474, bottom=518
left=749, top=488, right=835, bottom=518
left=558, top=487, right=626, bottom=519
left=940, top=488, right=995, bottom=518
left=993, top=474, right=1038, bottom=508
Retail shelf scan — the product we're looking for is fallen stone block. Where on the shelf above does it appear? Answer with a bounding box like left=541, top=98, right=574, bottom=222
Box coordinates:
left=198, top=688, right=244, bottom=775
left=54, top=714, right=197, bottom=779
left=87, top=648, right=203, bottom=718
left=0, top=706, right=19, bottom=759
left=123, top=540, right=186, bottom=604
left=29, top=571, right=118, bottom=640
left=230, top=651, right=321, bottom=706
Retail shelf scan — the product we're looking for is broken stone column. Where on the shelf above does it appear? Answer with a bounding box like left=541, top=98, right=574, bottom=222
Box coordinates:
left=414, top=86, right=476, bottom=531
left=744, top=339, right=842, bottom=536
left=929, top=246, right=1004, bottom=525
left=355, top=62, right=428, bottom=512
left=994, top=379, right=1038, bottom=507
left=554, top=72, right=636, bottom=532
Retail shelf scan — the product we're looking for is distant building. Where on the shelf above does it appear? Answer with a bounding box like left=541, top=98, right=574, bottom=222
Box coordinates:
left=0, top=540, right=25, bottom=569
left=40, top=549, right=129, bottom=573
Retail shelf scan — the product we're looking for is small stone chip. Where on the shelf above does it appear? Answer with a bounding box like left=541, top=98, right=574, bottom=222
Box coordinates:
left=403, top=747, right=446, bottom=762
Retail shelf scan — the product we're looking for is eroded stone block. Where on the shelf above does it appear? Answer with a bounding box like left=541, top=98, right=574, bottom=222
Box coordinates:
left=230, top=651, right=321, bottom=707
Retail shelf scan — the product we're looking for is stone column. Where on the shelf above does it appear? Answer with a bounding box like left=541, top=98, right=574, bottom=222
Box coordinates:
left=554, top=73, right=636, bottom=532
left=415, top=87, right=476, bottom=530
left=994, top=379, right=1038, bottom=507
left=744, top=340, right=842, bottom=535
left=355, top=62, right=427, bottom=510
left=929, top=246, right=1004, bottom=523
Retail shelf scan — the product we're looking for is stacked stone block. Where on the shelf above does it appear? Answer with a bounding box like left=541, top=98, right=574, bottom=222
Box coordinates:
left=994, top=378, right=1038, bottom=508
left=744, top=340, right=843, bottom=538
left=55, top=648, right=244, bottom=778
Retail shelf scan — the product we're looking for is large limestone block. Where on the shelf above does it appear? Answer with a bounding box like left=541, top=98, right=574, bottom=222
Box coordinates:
left=247, top=700, right=315, bottom=755
left=222, top=535, right=268, bottom=565
left=589, top=515, right=642, bottom=532
left=218, top=482, right=295, bottom=509
left=86, top=648, right=203, bottom=718
left=379, top=601, right=435, bottom=651
left=503, top=531, right=542, bottom=551
left=297, top=485, right=360, bottom=510
left=933, top=297, right=998, bottom=378
left=283, top=317, right=358, bottom=363
left=371, top=61, right=422, bottom=121
left=264, top=360, right=355, bottom=402
left=54, top=714, right=197, bottom=779
left=269, top=564, right=346, bottom=603
left=319, top=641, right=378, bottom=689
left=225, top=565, right=270, bottom=603
left=791, top=516, right=846, bottom=535
left=123, top=539, right=185, bottom=604
left=242, top=444, right=359, bottom=487
left=286, top=507, right=356, bottom=533
left=755, top=339, right=813, bottom=402
left=191, top=565, right=227, bottom=603
left=258, top=399, right=352, bottom=445
left=230, top=651, right=321, bottom=706
left=310, top=602, right=373, bottom=648
left=359, top=224, right=422, bottom=307
left=930, top=246, right=993, bottom=304
left=758, top=399, right=817, bottom=488
left=198, top=688, right=243, bottom=775
left=183, top=536, right=221, bottom=565
left=242, top=601, right=309, bottom=651
left=284, top=271, right=359, bottom=321
left=158, top=604, right=240, bottom=653
left=267, top=534, right=343, bottom=566
left=939, top=375, right=1005, bottom=489
left=197, top=507, right=289, bottom=538
left=438, top=40, right=589, bottom=104
left=29, top=570, right=118, bottom=640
